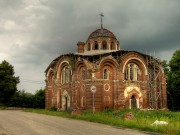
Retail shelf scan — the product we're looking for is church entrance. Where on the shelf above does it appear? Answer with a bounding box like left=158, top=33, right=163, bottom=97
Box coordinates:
left=131, top=95, right=137, bottom=109
left=62, top=90, right=70, bottom=111
left=65, top=96, right=68, bottom=110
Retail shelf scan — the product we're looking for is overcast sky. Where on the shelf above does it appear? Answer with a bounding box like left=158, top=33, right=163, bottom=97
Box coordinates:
left=0, top=0, right=180, bottom=93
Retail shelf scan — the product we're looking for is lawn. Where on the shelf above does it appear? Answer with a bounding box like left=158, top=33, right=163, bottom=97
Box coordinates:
left=25, top=109, right=180, bottom=135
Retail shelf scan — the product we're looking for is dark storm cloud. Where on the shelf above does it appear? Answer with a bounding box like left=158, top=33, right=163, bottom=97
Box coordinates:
left=108, top=0, right=180, bottom=54
left=1, top=0, right=180, bottom=93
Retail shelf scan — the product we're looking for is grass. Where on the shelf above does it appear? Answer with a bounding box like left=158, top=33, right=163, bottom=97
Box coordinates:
left=24, top=109, right=180, bottom=135
left=0, top=106, right=6, bottom=110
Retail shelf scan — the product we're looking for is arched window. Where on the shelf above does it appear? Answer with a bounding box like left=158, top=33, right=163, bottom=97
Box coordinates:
left=82, top=69, right=86, bottom=80
left=103, top=68, right=109, bottom=79
left=102, top=41, right=107, bottom=50
left=61, top=66, right=71, bottom=84
left=124, top=63, right=140, bottom=81
left=81, top=96, right=86, bottom=107
left=62, top=68, right=66, bottom=84
left=111, top=42, right=115, bottom=50
left=87, top=43, right=91, bottom=51
left=94, top=41, right=98, bottom=50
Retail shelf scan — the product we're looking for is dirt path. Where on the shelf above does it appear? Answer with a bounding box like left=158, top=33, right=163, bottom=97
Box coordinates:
left=0, top=110, right=159, bottom=135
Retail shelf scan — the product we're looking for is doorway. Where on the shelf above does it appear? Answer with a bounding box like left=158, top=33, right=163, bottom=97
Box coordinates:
left=131, top=95, right=137, bottom=109
left=65, top=96, right=68, bottom=111
left=62, top=90, right=70, bottom=110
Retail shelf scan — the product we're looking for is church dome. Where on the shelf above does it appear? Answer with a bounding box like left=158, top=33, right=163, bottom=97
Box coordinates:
left=88, top=28, right=116, bottom=40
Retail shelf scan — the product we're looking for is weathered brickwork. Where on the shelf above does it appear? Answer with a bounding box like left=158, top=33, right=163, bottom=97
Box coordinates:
left=45, top=28, right=167, bottom=111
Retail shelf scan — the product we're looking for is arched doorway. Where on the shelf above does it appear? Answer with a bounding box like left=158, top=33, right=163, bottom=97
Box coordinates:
left=124, top=86, right=142, bottom=109
left=131, top=95, right=137, bottom=109
left=62, top=90, right=70, bottom=111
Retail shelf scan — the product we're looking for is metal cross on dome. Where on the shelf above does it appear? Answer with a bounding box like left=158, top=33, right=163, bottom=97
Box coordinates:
left=100, top=13, right=104, bottom=29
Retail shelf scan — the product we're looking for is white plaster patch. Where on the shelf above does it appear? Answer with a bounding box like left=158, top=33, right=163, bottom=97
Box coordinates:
left=62, top=90, right=69, bottom=97
left=124, top=85, right=142, bottom=98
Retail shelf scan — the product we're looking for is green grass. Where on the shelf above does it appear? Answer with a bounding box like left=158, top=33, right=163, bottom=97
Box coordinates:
left=0, top=106, right=6, bottom=110
left=24, top=109, right=180, bottom=135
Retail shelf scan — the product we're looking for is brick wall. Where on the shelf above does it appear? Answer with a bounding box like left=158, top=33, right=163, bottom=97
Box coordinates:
left=45, top=51, right=167, bottom=111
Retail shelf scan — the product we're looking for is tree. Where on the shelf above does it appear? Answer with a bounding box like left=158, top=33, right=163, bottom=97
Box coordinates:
left=9, top=89, right=45, bottom=108
left=167, top=50, right=180, bottom=111
left=0, top=60, right=19, bottom=105
left=34, top=89, right=45, bottom=108
left=161, top=60, right=169, bottom=76
left=10, top=90, right=34, bottom=108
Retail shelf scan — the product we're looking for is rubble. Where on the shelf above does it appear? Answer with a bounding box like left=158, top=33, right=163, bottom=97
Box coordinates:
left=123, top=112, right=135, bottom=119
left=151, top=120, right=168, bottom=126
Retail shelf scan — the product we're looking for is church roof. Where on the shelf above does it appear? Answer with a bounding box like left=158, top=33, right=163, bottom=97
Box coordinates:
left=45, top=50, right=160, bottom=74
left=88, top=28, right=116, bottom=40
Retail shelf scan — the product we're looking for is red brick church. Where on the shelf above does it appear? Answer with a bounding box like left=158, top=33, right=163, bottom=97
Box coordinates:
left=45, top=17, right=167, bottom=111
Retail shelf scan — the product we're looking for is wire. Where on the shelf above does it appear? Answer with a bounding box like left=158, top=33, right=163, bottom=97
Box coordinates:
left=20, top=79, right=45, bottom=84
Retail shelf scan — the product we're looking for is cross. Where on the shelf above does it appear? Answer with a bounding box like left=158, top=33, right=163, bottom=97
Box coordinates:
left=100, top=13, right=104, bottom=29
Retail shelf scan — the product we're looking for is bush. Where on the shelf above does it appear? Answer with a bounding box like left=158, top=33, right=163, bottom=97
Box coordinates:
left=50, top=106, right=57, bottom=111
left=8, top=89, right=45, bottom=108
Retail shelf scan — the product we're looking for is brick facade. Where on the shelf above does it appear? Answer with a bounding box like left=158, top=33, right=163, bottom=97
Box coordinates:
left=45, top=28, right=167, bottom=111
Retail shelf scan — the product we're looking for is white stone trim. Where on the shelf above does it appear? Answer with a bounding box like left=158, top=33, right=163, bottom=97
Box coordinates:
left=81, top=96, right=86, bottom=107
left=104, top=83, right=110, bottom=91
left=124, top=86, right=142, bottom=98
left=122, top=57, right=148, bottom=75
left=46, top=68, right=53, bottom=80
left=56, top=61, right=69, bottom=79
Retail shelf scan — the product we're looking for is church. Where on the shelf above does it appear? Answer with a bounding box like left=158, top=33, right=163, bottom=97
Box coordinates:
left=45, top=16, right=167, bottom=111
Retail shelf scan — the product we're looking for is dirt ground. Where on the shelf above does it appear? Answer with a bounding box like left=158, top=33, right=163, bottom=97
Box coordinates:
left=0, top=110, right=160, bottom=135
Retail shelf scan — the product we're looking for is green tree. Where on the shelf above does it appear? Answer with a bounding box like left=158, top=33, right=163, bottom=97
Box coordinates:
left=167, top=50, right=180, bottom=111
left=161, top=60, right=169, bottom=76
left=10, top=90, right=34, bottom=107
left=0, top=60, right=19, bottom=105
left=34, top=88, right=45, bottom=108
left=10, top=89, right=45, bottom=108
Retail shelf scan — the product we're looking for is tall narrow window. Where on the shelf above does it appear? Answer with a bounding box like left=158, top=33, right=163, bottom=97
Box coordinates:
left=124, top=63, right=140, bottom=81
left=65, top=67, right=69, bottom=83
left=68, top=68, right=71, bottom=82
left=94, top=41, right=98, bottom=50
left=81, top=96, right=86, bottom=107
left=103, top=68, right=108, bottom=79
left=130, top=64, right=133, bottom=80
left=62, top=68, right=66, bottom=84
left=111, top=42, right=115, bottom=50
left=125, top=68, right=128, bottom=80
left=82, top=69, right=86, bottom=80
left=117, top=43, right=119, bottom=50
left=137, top=68, right=139, bottom=81
left=102, top=41, right=107, bottom=50
left=87, top=43, right=91, bottom=51
left=61, top=66, right=71, bottom=84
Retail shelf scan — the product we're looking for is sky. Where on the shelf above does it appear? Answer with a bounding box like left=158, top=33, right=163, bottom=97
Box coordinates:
left=0, top=0, right=180, bottom=93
